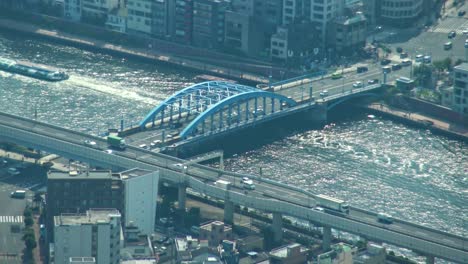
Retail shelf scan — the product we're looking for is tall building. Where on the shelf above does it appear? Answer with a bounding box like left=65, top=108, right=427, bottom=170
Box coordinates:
left=152, top=0, right=171, bottom=38
left=310, top=0, right=345, bottom=47
left=380, top=0, right=423, bottom=27
left=53, top=209, right=122, bottom=264
left=173, top=0, right=194, bottom=44
left=46, top=170, right=123, bottom=240
left=192, top=0, right=229, bottom=49
left=282, top=0, right=311, bottom=25
left=120, top=168, right=159, bottom=235
left=452, top=63, right=468, bottom=115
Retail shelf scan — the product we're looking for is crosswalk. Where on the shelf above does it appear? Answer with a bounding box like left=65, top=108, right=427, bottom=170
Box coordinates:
left=0, top=216, right=23, bottom=223
left=431, top=17, right=468, bottom=34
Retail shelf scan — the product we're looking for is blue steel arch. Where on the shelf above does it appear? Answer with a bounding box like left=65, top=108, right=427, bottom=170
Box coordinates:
left=139, top=81, right=259, bottom=129
left=180, top=91, right=297, bottom=138
left=327, top=92, right=380, bottom=111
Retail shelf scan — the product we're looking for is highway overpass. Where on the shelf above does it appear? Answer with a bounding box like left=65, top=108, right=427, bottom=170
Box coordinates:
left=0, top=112, right=466, bottom=263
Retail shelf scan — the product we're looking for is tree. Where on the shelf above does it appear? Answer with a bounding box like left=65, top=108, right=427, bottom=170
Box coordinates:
left=24, top=217, right=34, bottom=227
left=24, top=236, right=37, bottom=250
left=413, top=64, right=432, bottom=87
left=23, top=207, right=32, bottom=218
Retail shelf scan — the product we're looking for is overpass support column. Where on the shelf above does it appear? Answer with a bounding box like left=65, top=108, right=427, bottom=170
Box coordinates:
left=322, top=226, right=332, bottom=251
left=426, top=256, right=435, bottom=264
left=272, top=212, right=283, bottom=242
left=224, top=200, right=234, bottom=225
left=178, top=185, right=186, bottom=210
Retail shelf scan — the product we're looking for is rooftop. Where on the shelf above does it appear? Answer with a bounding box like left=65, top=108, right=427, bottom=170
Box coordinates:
left=200, top=221, right=232, bottom=232
left=454, top=63, right=468, bottom=72
left=119, top=168, right=155, bottom=180
left=269, top=243, right=308, bottom=259
left=48, top=170, right=116, bottom=180
left=54, top=208, right=121, bottom=226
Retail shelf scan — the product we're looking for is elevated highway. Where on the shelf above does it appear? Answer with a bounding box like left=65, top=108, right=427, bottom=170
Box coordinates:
left=0, top=112, right=466, bottom=263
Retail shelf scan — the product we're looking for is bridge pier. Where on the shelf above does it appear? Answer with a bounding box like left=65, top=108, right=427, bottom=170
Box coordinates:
left=272, top=212, right=283, bottom=242
left=305, top=104, right=328, bottom=124
left=224, top=200, right=234, bottom=225
left=177, top=185, right=186, bottom=210
left=322, top=226, right=332, bottom=251
left=426, top=255, right=435, bottom=264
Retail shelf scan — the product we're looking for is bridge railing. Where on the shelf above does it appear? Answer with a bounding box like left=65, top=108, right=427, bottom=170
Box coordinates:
left=271, top=70, right=327, bottom=88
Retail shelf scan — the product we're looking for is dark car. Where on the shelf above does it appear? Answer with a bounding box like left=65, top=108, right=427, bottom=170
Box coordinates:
left=357, top=66, right=368, bottom=73
left=380, top=59, right=391, bottom=65
left=459, top=10, right=466, bottom=16
left=448, top=31, right=456, bottom=38
left=400, top=52, right=408, bottom=59
left=396, top=47, right=403, bottom=53
left=391, top=64, right=402, bottom=71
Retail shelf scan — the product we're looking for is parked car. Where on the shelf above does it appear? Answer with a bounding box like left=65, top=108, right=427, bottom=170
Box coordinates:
left=396, top=47, right=403, bottom=53
left=458, top=10, right=466, bottom=16
left=399, top=52, right=408, bottom=59
left=401, top=59, right=412, bottom=66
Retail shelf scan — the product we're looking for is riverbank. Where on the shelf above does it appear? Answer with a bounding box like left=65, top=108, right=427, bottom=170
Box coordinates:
left=365, top=103, right=468, bottom=142
left=0, top=17, right=269, bottom=85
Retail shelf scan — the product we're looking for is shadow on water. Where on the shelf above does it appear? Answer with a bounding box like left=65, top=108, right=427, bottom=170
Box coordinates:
left=177, top=103, right=368, bottom=159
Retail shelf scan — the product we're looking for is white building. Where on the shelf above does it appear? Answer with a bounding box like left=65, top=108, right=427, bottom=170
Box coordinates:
left=453, top=63, right=468, bottom=115
left=317, top=242, right=357, bottom=264
left=120, top=168, right=159, bottom=235
left=69, top=257, right=96, bottom=264
left=127, top=0, right=153, bottom=35
left=106, top=8, right=128, bottom=33
left=53, top=209, right=122, bottom=264
left=63, top=0, right=81, bottom=22
left=380, top=0, right=423, bottom=27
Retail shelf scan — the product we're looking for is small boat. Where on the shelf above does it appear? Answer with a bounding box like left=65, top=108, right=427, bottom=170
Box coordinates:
left=0, top=57, right=69, bottom=82
left=367, top=114, right=376, bottom=119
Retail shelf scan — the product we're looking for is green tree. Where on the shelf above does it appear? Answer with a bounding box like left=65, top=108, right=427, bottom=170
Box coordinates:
left=23, top=207, right=33, bottom=218
left=24, top=217, right=34, bottom=227
left=24, top=236, right=37, bottom=250
left=413, top=64, right=432, bottom=87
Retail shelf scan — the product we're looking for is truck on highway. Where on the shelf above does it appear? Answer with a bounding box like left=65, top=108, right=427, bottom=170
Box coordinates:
left=107, top=135, right=126, bottom=150
left=316, top=194, right=349, bottom=214
left=215, top=180, right=231, bottom=190
left=377, top=213, right=393, bottom=224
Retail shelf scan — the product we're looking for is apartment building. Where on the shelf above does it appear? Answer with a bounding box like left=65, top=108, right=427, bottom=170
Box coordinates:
left=127, top=0, right=153, bottom=34
left=452, top=63, right=468, bottom=115
left=192, top=0, right=229, bottom=49
left=53, top=209, right=122, bottom=264
left=380, top=0, right=423, bottom=27
left=173, top=0, right=194, bottom=43
left=46, top=170, right=124, bottom=240
left=329, top=12, right=367, bottom=56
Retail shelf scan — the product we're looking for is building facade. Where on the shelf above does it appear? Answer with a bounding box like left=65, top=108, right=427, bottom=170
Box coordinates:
left=311, top=0, right=345, bottom=47
left=106, top=8, right=128, bottom=33
left=173, top=0, right=194, bottom=43
left=380, top=0, right=423, bottom=26
left=121, top=168, right=159, bottom=235
left=53, top=209, right=122, bottom=264
left=127, top=0, right=153, bottom=34
left=192, top=0, right=229, bottom=49
left=269, top=243, right=309, bottom=264
left=199, top=221, right=233, bottom=247
left=453, top=63, right=468, bottom=115
left=81, top=0, right=122, bottom=25
left=329, top=12, right=367, bottom=56
left=46, top=170, right=123, bottom=240
left=63, top=0, right=82, bottom=22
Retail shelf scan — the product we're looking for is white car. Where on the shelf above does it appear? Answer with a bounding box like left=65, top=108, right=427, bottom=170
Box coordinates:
left=319, top=90, right=329, bottom=97
left=353, top=81, right=363, bottom=88
left=104, top=149, right=113, bottom=154
left=415, top=54, right=424, bottom=62
left=84, top=140, right=97, bottom=148
left=240, top=177, right=250, bottom=183
left=463, top=29, right=468, bottom=35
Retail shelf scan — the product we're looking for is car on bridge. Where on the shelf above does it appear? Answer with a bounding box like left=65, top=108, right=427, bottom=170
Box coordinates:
left=331, top=72, right=342, bottom=79
left=84, top=140, right=98, bottom=148
left=319, top=90, right=329, bottom=97
left=367, top=79, right=379, bottom=85
left=377, top=213, right=393, bottom=224
left=353, top=81, right=363, bottom=88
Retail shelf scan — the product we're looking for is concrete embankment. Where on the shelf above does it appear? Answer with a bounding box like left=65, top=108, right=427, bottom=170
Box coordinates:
left=0, top=17, right=269, bottom=85
left=364, top=103, right=468, bottom=142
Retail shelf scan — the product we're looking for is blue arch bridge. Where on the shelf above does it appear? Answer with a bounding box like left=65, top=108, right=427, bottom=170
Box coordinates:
left=137, top=81, right=382, bottom=141
left=139, top=81, right=298, bottom=139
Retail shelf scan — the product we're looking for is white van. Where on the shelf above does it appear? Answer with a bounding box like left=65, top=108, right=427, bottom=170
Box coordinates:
left=11, top=190, right=26, bottom=198
left=7, top=167, right=20, bottom=175
left=242, top=179, right=256, bottom=190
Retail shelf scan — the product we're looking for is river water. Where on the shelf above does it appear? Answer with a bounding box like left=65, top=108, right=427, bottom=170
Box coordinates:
left=0, top=33, right=466, bottom=254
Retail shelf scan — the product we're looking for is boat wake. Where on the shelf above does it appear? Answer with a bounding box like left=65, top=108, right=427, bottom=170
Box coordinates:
left=66, top=75, right=160, bottom=105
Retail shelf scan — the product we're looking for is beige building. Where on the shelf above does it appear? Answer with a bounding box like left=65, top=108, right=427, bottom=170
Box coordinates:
left=81, top=0, right=122, bottom=22
left=330, top=12, right=367, bottom=56
left=452, top=63, right=468, bottom=115
left=199, top=221, right=233, bottom=247
left=317, top=242, right=358, bottom=264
